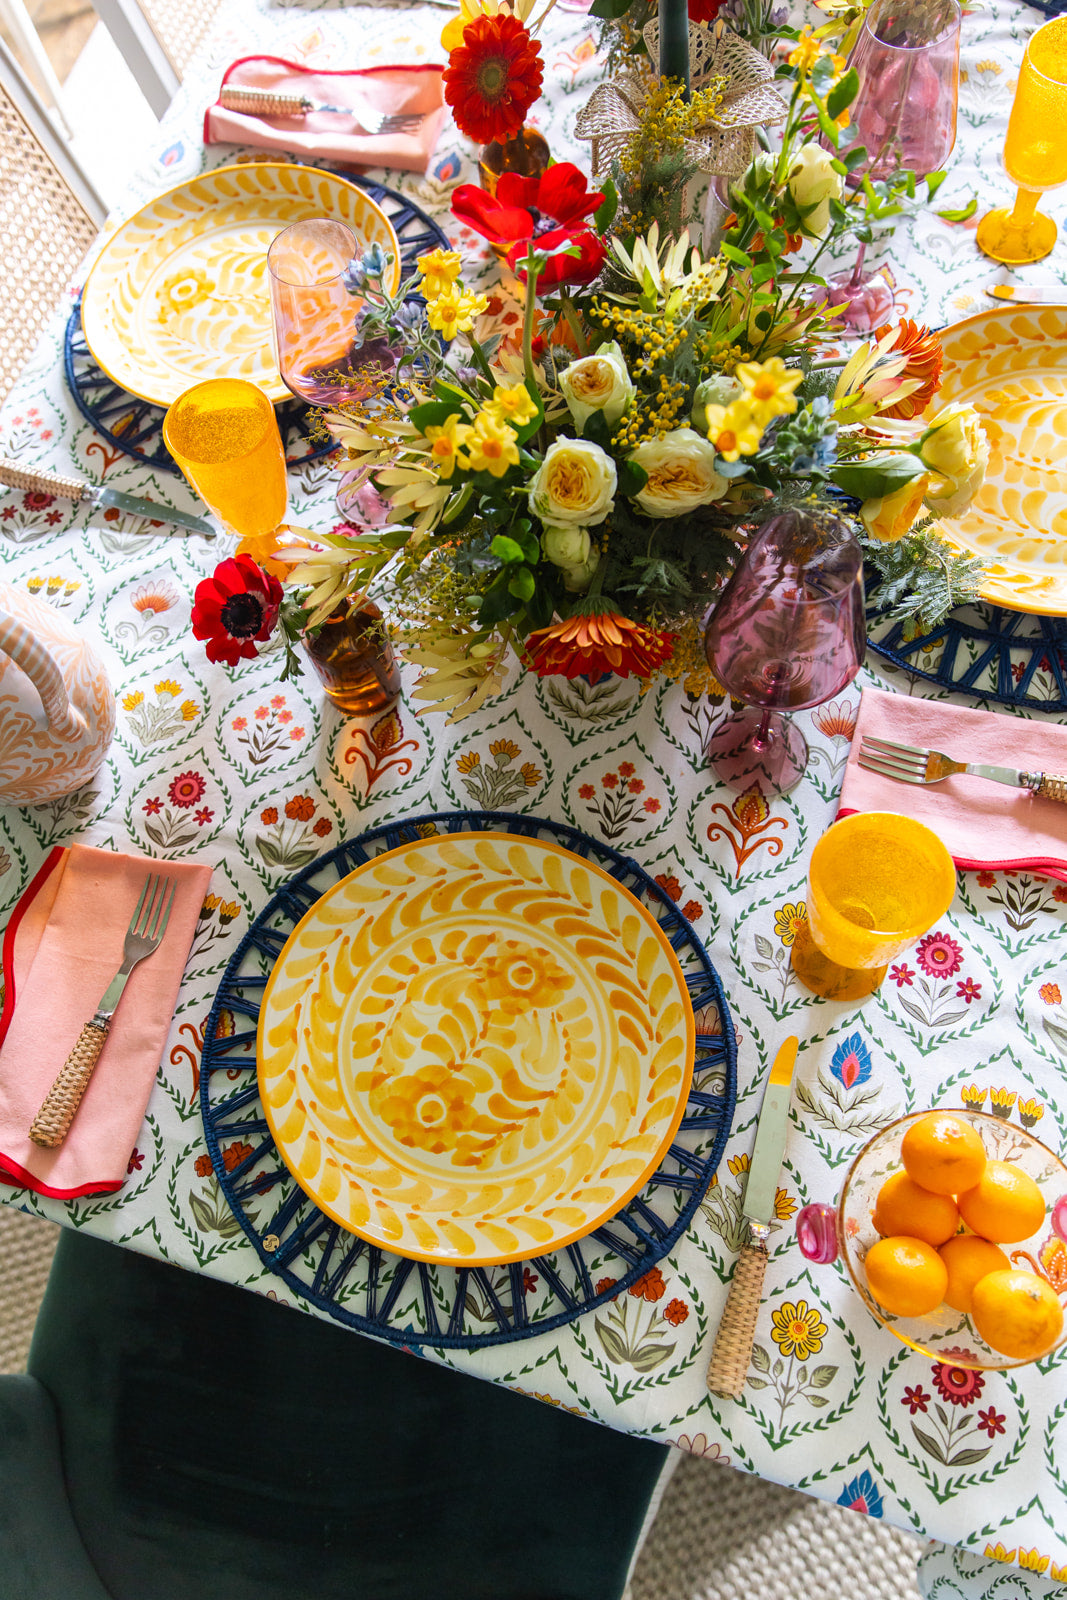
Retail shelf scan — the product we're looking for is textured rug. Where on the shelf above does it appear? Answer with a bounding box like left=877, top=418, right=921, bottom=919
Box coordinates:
left=0, top=1207, right=922, bottom=1598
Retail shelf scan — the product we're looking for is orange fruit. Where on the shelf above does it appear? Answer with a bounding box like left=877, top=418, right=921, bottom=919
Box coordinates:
left=956, top=1160, right=1046, bottom=1243
left=900, top=1112, right=987, bottom=1195
left=872, top=1171, right=959, bottom=1247
left=970, top=1269, right=1064, bottom=1361
left=938, top=1234, right=1011, bottom=1313
left=864, top=1235, right=948, bottom=1318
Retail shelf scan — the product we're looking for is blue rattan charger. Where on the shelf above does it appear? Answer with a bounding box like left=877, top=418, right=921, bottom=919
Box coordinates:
left=63, top=173, right=450, bottom=474
left=200, top=809, right=737, bottom=1351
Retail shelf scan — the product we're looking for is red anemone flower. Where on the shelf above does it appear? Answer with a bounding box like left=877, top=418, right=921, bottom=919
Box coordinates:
left=688, top=0, right=725, bottom=19
left=443, top=12, right=543, bottom=145
left=191, top=554, right=282, bottom=666
left=452, top=163, right=607, bottom=288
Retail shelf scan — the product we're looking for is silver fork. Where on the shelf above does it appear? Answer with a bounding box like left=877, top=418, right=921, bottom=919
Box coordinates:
left=29, top=874, right=177, bottom=1150
left=217, top=86, right=426, bottom=134
left=858, top=735, right=1067, bottom=805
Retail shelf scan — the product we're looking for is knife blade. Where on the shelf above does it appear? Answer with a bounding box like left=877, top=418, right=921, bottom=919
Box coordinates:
left=707, top=1035, right=799, bottom=1400
left=984, top=282, right=1067, bottom=303
left=0, top=458, right=216, bottom=539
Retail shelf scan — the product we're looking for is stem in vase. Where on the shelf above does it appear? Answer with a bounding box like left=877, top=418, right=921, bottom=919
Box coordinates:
left=659, top=0, right=691, bottom=99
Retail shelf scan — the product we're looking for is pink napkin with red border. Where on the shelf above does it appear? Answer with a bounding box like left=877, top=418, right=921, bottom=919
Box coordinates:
left=0, top=845, right=211, bottom=1199
left=838, top=686, right=1067, bottom=883
left=205, top=56, right=446, bottom=174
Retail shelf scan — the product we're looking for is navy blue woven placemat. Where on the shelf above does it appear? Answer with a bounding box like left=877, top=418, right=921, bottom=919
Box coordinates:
left=64, top=173, right=450, bottom=474
left=200, top=810, right=737, bottom=1351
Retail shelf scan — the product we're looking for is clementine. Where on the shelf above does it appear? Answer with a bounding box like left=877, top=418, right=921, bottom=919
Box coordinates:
left=872, top=1170, right=959, bottom=1248
left=900, top=1111, right=987, bottom=1195
left=956, top=1160, right=1045, bottom=1243
left=938, top=1234, right=1011, bottom=1313
left=864, top=1235, right=948, bottom=1318
left=970, top=1269, right=1064, bottom=1361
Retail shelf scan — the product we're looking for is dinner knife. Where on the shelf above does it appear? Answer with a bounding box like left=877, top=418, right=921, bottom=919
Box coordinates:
left=707, top=1035, right=799, bottom=1400
left=0, top=458, right=216, bottom=539
left=984, top=282, right=1067, bottom=303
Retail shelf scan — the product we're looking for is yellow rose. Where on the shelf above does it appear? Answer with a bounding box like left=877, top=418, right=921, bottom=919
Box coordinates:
left=559, top=341, right=635, bottom=434
left=528, top=438, right=617, bottom=527
left=630, top=427, right=729, bottom=518
left=919, top=404, right=989, bottom=517
left=787, top=143, right=845, bottom=238
left=859, top=475, right=930, bottom=543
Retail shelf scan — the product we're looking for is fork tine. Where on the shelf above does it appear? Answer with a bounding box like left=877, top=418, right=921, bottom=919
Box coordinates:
left=130, top=873, right=154, bottom=930
left=858, top=753, right=924, bottom=782
left=862, top=736, right=928, bottom=760
left=860, top=744, right=924, bottom=773
left=149, top=880, right=176, bottom=944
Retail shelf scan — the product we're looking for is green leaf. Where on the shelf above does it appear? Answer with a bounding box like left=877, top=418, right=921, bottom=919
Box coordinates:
left=745, top=1375, right=770, bottom=1389
left=410, top=398, right=462, bottom=432
left=830, top=452, right=926, bottom=500
left=491, top=534, right=525, bottom=564
left=590, top=0, right=633, bottom=16
left=925, top=169, right=947, bottom=199
left=947, top=1446, right=993, bottom=1467
left=594, top=1318, right=631, bottom=1364
left=804, top=1393, right=830, bottom=1407
left=842, top=145, right=869, bottom=172
left=507, top=566, right=536, bottom=601
left=911, top=1423, right=948, bottom=1464
left=827, top=66, right=859, bottom=119
left=721, top=243, right=753, bottom=267
left=808, top=1363, right=837, bottom=1389
left=189, top=1192, right=217, bottom=1233
left=750, top=1342, right=772, bottom=1373
left=617, top=458, right=649, bottom=498
left=937, top=196, right=978, bottom=222
left=629, top=1340, right=676, bottom=1373
left=594, top=178, right=619, bottom=236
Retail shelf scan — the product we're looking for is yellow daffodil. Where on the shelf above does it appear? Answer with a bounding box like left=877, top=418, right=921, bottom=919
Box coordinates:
left=416, top=248, right=463, bottom=299
left=466, top=411, right=520, bottom=477
left=424, top=414, right=472, bottom=479
left=426, top=289, right=488, bottom=341
left=788, top=27, right=821, bottom=74
left=489, top=381, right=538, bottom=428
left=734, top=357, right=804, bottom=426
left=705, top=400, right=764, bottom=461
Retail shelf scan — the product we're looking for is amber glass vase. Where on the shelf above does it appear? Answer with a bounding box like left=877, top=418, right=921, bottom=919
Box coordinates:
left=301, top=600, right=401, bottom=717
left=477, top=126, right=550, bottom=196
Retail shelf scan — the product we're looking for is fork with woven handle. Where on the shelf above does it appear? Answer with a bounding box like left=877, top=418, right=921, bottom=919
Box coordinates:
left=218, top=86, right=426, bottom=133
left=28, top=875, right=176, bottom=1149
left=859, top=736, right=1067, bottom=804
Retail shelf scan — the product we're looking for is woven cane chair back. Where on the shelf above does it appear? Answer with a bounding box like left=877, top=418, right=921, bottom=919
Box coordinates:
left=138, top=0, right=223, bottom=77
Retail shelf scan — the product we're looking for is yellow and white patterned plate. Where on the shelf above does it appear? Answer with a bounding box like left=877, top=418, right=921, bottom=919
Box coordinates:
left=257, top=833, right=696, bottom=1265
left=936, top=305, right=1067, bottom=615
left=81, top=162, right=401, bottom=407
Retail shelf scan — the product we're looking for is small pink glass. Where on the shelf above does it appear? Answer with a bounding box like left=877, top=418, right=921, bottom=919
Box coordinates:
left=703, top=507, right=866, bottom=795
left=823, top=0, right=961, bottom=335
left=796, top=1108, right=1067, bottom=1370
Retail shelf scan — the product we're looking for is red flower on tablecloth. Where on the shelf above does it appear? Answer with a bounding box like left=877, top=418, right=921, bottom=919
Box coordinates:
left=222, top=1140, right=254, bottom=1172
left=312, top=817, right=333, bottom=838
left=191, top=554, right=282, bottom=666
left=595, top=1277, right=619, bottom=1298
left=194, top=807, right=214, bottom=827
left=931, top=1360, right=985, bottom=1407
left=143, top=796, right=162, bottom=815
left=629, top=1266, right=666, bottom=1302
left=977, top=1406, right=1006, bottom=1438
left=901, top=1384, right=931, bottom=1414
left=523, top=1268, right=538, bottom=1294
left=194, top=1153, right=213, bottom=1177
left=168, top=770, right=206, bottom=809
left=261, top=806, right=279, bottom=825
left=126, top=1148, right=144, bottom=1175
left=443, top=12, right=543, bottom=144
left=915, top=931, right=963, bottom=978
left=889, top=962, right=914, bottom=986
left=956, top=976, right=982, bottom=1003
left=663, top=1298, right=689, bottom=1326
left=285, top=794, right=316, bottom=822
left=977, top=870, right=996, bottom=888
left=452, top=164, right=607, bottom=289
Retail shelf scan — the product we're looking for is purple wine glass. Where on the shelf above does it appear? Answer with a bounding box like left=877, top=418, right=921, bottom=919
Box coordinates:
left=703, top=507, right=866, bottom=794
left=823, top=0, right=961, bottom=336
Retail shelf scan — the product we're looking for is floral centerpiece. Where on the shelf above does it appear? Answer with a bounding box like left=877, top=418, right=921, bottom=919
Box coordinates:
left=190, top=0, right=987, bottom=717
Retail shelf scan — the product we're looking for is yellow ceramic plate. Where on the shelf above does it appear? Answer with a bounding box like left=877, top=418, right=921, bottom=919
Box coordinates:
left=936, top=304, right=1067, bottom=614
left=81, top=162, right=401, bottom=407
left=257, top=833, right=696, bottom=1265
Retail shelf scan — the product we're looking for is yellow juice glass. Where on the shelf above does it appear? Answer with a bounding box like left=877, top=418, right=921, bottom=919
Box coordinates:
left=163, top=379, right=287, bottom=537
left=791, top=812, right=957, bottom=1001
left=976, top=15, right=1067, bottom=264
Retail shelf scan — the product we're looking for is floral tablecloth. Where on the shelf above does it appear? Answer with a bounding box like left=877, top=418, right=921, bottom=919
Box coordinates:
left=1, top=1, right=1066, bottom=1595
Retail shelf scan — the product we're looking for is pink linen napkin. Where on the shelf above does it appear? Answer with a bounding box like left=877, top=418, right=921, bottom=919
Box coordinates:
left=839, top=685, right=1067, bottom=882
left=205, top=56, right=446, bottom=174
left=0, top=845, right=211, bottom=1199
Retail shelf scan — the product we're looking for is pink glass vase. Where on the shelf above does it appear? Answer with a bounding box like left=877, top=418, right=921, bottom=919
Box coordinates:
left=823, top=0, right=960, bottom=334
left=703, top=507, right=866, bottom=795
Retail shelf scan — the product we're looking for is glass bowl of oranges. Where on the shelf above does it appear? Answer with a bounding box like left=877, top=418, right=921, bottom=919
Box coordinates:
left=798, top=1108, right=1067, bottom=1370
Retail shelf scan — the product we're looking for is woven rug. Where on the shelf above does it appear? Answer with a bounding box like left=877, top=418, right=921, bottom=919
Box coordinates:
left=0, top=1208, right=921, bottom=1598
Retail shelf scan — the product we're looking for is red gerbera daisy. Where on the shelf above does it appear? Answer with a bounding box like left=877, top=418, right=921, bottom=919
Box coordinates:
left=688, top=0, right=725, bottom=20
left=452, top=163, right=607, bottom=288
left=444, top=12, right=543, bottom=146
left=191, top=554, right=282, bottom=666
left=524, top=610, right=676, bottom=680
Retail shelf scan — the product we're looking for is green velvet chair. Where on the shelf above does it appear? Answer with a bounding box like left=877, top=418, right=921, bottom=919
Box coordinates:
left=0, top=1230, right=672, bottom=1600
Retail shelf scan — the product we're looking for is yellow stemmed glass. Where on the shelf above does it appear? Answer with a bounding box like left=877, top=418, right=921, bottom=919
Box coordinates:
left=790, top=812, right=957, bottom=1001
left=163, top=379, right=288, bottom=538
left=976, top=15, right=1067, bottom=265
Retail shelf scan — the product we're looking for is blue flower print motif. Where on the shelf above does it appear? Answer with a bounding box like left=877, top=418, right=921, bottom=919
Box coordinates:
left=837, top=1470, right=883, bottom=1517
left=830, top=1033, right=872, bottom=1091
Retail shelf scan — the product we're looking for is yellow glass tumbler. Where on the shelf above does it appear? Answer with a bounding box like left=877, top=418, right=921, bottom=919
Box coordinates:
left=790, top=812, right=958, bottom=1001
left=976, top=15, right=1067, bottom=265
left=163, top=379, right=288, bottom=537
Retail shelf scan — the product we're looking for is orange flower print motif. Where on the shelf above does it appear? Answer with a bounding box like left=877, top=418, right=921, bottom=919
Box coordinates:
left=774, top=902, right=807, bottom=946
left=344, top=708, right=420, bottom=792
left=476, top=942, right=573, bottom=1013
left=706, top=786, right=788, bottom=877
left=1040, top=982, right=1062, bottom=1004
left=456, top=737, right=545, bottom=808
left=663, top=1298, right=689, bottom=1326
left=257, top=794, right=333, bottom=875
left=374, top=1061, right=483, bottom=1153
left=285, top=794, right=316, bottom=822
left=811, top=699, right=857, bottom=741
left=629, top=1267, right=666, bottom=1302
left=578, top=763, right=665, bottom=843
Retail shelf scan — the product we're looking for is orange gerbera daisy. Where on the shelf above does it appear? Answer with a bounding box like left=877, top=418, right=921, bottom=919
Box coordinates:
left=872, top=319, right=943, bottom=419
left=444, top=12, right=543, bottom=145
left=525, top=611, right=676, bottom=680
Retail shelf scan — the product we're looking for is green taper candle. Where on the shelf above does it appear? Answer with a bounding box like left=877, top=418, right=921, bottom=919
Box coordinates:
left=659, top=0, right=691, bottom=98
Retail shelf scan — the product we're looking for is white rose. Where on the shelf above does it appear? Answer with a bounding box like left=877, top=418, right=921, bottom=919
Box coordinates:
left=541, top=524, right=591, bottom=569
left=690, top=375, right=744, bottom=430
left=629, top=428, right=729, bottom=518
left=529, top=438, right=617, bottom=527
left=787, top=143, right=844, bottom=238
left=559, top=341, right=635, bottom=434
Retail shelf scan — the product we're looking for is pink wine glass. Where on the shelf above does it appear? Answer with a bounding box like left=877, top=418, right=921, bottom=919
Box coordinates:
left=823, top=0, right=961, bottom=335
left=704, top=507, right=866, bottom=794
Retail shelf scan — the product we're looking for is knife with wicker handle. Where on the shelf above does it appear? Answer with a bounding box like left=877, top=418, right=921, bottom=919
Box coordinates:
left=0, top=459, right=216, bottom=538
left=707, top=1036, right=799, bottom=1399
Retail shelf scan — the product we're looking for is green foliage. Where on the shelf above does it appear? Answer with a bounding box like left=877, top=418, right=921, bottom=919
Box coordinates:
left=863, top=527, right=987, bottom=639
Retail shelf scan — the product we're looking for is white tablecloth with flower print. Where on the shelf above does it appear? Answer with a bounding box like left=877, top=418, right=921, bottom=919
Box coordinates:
left=1, top=1, right=1066, bottom=1596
